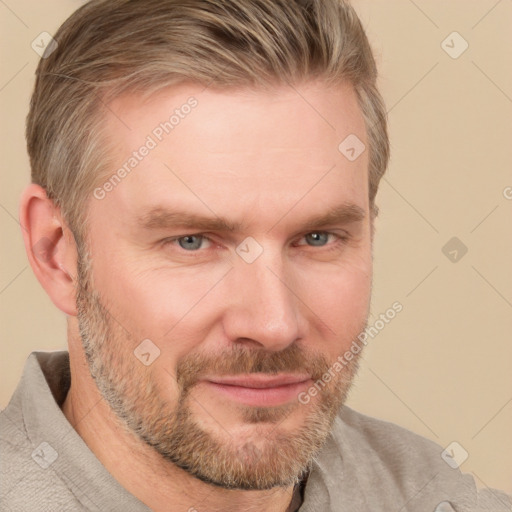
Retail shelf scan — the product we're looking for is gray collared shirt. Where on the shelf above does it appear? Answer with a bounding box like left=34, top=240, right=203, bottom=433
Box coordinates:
left=1, top=351, right=511, bottom=511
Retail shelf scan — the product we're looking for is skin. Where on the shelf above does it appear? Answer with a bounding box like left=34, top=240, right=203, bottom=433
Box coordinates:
left=20, top=79, right=373, bottom=512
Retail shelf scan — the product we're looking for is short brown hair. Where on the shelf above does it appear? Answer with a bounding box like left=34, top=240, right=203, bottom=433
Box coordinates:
left=26, top=0, right=389, bottom=243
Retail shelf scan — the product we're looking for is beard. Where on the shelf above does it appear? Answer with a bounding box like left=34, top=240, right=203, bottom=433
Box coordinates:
left=75, top=242, right=365, bottom=491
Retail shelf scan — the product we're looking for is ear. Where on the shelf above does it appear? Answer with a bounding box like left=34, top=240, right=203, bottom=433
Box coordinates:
left=19, top=184, right=79, bottom=316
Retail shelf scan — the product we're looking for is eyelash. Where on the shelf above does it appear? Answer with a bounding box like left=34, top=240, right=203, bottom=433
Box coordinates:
left=294, top=232, right=349, bottom=250
left=161, top=232, right=350, bottom=256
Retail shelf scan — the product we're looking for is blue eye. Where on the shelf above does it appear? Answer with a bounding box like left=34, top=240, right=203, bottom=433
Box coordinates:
left=304, top=232, right=330, bottom=246
left=177, top=235, right=206, bottom=251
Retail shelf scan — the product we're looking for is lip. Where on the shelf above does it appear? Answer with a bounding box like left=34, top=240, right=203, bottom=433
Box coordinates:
left=201, top=374, right=312, bottom=407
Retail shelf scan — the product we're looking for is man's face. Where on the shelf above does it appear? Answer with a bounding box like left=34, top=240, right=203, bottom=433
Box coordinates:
left=76, top=80, right=372, bottom=490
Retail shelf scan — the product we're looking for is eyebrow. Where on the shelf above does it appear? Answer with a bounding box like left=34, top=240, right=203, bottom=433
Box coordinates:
left=137, top=203, right=366, bottom=233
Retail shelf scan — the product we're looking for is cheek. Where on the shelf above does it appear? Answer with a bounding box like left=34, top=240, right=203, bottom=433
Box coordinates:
left=298, top=257, right=372, bottom=349
left=331, top=271, right=371, bottom=325
left=92, top=253, right=228, bottom=355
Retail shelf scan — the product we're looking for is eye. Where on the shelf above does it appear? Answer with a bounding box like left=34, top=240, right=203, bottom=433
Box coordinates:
left=174, top=234, right=211, bottom=251
left=304, top=232, right=330, bottom=246
left=297, top=232, right=342, bottom=247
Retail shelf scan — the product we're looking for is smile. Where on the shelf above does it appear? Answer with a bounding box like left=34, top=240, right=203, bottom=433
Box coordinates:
left=201, top=374, right=313, bottom=407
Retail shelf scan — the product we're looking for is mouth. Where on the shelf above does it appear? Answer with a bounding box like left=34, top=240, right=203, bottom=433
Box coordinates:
left=201, top=374, right=313, bottom=407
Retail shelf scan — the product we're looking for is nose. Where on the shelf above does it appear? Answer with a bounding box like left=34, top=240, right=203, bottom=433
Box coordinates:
left=221, top=252, right=305, bottom=352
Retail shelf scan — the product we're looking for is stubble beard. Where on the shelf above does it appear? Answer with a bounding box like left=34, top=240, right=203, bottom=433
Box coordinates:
left=75, top=243, right=365, bottom=490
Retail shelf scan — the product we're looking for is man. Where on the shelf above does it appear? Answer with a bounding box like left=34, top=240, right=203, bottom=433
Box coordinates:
left=1, top=0, right=510, bottom=511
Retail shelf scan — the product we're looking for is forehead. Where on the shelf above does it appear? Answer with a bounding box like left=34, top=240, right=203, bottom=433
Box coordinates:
left=94, top=80, right=369, bottom=230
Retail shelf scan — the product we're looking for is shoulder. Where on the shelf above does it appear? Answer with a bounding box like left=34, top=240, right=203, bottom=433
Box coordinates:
left=336, top=405, right=445, bottom=467
left=328, top=406, right=512, bottom=511
left=1, top=410, right=83, bottom=511
left=0, top=353, right=83, bottom=511
left=332, top=405, right=458, bottom=488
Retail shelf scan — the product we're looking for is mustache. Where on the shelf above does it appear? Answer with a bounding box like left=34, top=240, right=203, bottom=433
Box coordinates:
left=176, top=343, right=331, bottom=392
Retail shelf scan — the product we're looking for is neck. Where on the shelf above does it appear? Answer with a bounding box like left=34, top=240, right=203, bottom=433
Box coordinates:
left=62, top=332, right=296, bottom=511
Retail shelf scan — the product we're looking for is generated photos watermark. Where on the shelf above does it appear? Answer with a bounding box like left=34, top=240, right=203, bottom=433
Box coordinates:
left=93, top=97, right=198, bottom=200
left=298, top=301, right=403, bottom=405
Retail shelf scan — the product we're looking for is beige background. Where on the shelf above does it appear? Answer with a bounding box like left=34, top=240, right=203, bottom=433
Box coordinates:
left=1, top=0, right=511, bottom=495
